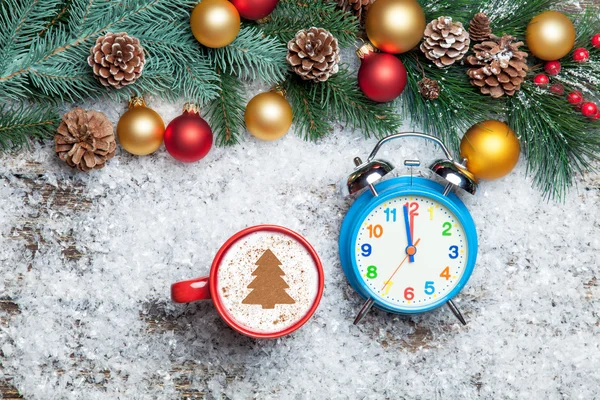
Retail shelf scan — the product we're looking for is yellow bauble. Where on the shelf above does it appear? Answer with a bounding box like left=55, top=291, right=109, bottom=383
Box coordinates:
left=245, top=91, right=293, bottom=141
left=117, top=97, right=165, bottom=156
left=460, top=120, right=520, bottom=181
left=190, top=0, right=240, bottom=48
left=526, top=11, right=575, bottom=61
left=365, top=0, right=426, bottom=54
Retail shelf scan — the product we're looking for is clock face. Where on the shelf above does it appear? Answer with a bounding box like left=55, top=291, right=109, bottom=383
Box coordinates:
left=352, top=194, right=469, bottom=310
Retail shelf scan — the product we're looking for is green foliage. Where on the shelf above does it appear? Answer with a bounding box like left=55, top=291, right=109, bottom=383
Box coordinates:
left=286, top=68, right=403, bottom=140
left=205, top=71, right=246, bottom=146
left=260, top=0, right=360, bottom=47
left=0, top=103, right=60, bottom=150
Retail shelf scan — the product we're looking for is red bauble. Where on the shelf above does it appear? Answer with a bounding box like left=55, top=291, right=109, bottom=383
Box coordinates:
left=573, top=47, right=590, bottom=62
left=230, top=0, right=278, bottom=20
left=581, top=102, right=598, bottom=117
left=533, top=73, right=549, bottom=87
left=549, top=83, right=564, bottom=95
left=592, top=34, right=600, bottom=49
left=357, top=45, right=407, bottom=102
left=164, top=105, right=213, bottom=162
left=544, top=61, right=561, bottom=76
left=567, top=91, right=583, bottom=106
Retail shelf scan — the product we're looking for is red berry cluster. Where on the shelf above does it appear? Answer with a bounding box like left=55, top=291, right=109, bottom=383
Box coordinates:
left=533, top=36, right=599, bottom=120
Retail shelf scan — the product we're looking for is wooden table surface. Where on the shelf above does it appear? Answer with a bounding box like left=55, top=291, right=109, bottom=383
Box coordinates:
left=1, top=2, right=597, bottom=398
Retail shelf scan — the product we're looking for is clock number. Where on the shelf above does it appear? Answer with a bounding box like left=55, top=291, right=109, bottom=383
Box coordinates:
left=442, top=222, right=452, bottom=236
left=383, top=280, right=393, bottom=296
left=404, top=202, right=419, bottom=237
left=384, top=208, right=397, bottom=222
left=424, top=281, right=435, bottom=295
left=440, top=266, right=451, bottom=280
left=361, top=243, right=372, bottom=257
left=449, top=245, right=459, bottom=259
left=366, top=265, right=378, bottom=279
left=367, top=224, right=383, bottom=238
left=404, top=287, right=414, bottom=300
left=428, top=206, right=434, bottom=220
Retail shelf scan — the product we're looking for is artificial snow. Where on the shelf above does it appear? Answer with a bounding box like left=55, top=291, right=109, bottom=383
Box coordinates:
left=1, top=61, right=600, bottom=399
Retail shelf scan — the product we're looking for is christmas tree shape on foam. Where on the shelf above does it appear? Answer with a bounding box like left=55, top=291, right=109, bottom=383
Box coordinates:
left=242, top=249, right=296, bottom=309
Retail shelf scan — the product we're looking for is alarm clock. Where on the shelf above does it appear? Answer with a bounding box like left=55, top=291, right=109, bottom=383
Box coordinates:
left=339, top=132, right=479, bottom=325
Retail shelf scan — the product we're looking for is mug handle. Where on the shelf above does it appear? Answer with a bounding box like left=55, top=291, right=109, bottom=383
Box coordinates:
left=171, top=276, right=211, bottom=303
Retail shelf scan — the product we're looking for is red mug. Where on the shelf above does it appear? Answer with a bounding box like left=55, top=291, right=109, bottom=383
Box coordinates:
left=171, top=225, right=324, bottom=339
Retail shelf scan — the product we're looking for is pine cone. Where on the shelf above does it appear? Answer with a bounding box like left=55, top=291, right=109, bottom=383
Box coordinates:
left=469, top=12, right=492, bottom=41
left=420, top=17, right=470, bottom=68
left=336, top=0, right=374, bottom=24
left=418, top=78, right=441, bottom=100
left=466, top=35, right=529, bottom=98
left=287, top=27, right=340, bottom=83
left=55, top=108, right=116, bottom=172
left=88, top=32, right=145, bottom=89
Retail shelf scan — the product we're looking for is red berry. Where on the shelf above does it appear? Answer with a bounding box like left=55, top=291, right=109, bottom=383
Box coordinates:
left=533, top=73, right=549, bottom=87
left=550, top=83, right=564, bottom=95
left=567, top=91, right=584, bottom=105
left=593, top=111, right=600, bottom=120
left=573, top=47, right=590, bottom=62
left=544, top=61, right=561, bottom=76
left=581, top=102, right=598, bottom=117
left=592, top=34, right=600, bottom=49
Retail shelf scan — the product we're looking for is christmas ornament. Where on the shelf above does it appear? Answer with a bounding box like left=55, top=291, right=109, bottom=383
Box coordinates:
left=116, top=97, right=165, bottom=156
left=171, top=225, right=324, bottom=338
left=420, top=16, right=470, bottom=68
left=190, top=0, right=240, bottom=48
left=544, top=61, right=561, bottom=76
left=356, top=43, right=407, bottom=102
left=533, top=73, right=549, bottom=87
left=230, top=0, right=278, bottom=20
left=567, top=91, right=584, bottom=107
left=582, top=102, right=598, bottom=118
left=592, top=34, right=600, bottom=49
left=466, top=35, right=528, bottom=98
left=336, top=0, right=374, bottom=25
left=550, top=83, right=564, bottom=96
left=339, top=132, right=479, bottom=326
left=573, top=48, right=590, bottom=63
left=365, top=0, right=426, bottom=54
left=460, top=120, right=520, bottom=180
left=164, top=104, right=213, bottom=162
left=55, top=108, right=116, bottom=171
left=468, top=12, right=491, bottom=42
left=244, top=90, right=293, bottom=140
left=418, top=77, right=441, bottom=100
left=286, top=27, right=340, bottom=82
left=87, top=32, right=145, bottom=89
left=526, top=11, right=575, bottom=61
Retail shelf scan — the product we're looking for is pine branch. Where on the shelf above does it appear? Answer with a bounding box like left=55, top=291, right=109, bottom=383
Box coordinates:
left=203, top=26, right=288, bottom=85
left=205, top=71, right=246, bottom=147
left=260, top=0, right=359, bottom=47
left=285, top=68, right=402, bottom=141
left=508, top=84, right=600, bottom=200
left=0, top=103, right=59, bottom=151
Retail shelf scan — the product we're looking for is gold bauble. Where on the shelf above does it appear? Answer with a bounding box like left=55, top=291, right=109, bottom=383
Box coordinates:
left=117, top=97, right=165, bottom=156
left=526, top=11, right=575, bottom=61
left=245, top=91, right=293, bottom=141
left=365, top=0, right=426, bottom=54
left=190, top=0, right=240, bottom=48
left=460, top=120, right=520, bottom=181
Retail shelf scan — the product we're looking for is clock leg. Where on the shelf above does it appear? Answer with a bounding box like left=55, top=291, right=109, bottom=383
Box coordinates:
left=353, top=298, right=375, bottom=325
left=447, top=299, right=467, bottom=325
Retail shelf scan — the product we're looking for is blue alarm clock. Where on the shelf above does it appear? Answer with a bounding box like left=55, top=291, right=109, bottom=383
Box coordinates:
left=339, top=132, right=479, bottom=325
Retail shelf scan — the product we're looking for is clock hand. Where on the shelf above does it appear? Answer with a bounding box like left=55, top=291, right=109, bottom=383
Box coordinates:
left=403, top=205, right=416, bottom=262
left=382, top=238, right=421, bottom=291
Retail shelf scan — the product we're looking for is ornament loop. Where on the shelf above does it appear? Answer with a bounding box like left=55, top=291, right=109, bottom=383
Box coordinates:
left=129, top=96, right=146, bottom=108
left=356, top=42, right=377, bottom=59
left=183, top=103, right=201, bottom=114
left=272, top=84, right=287, bottom=97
